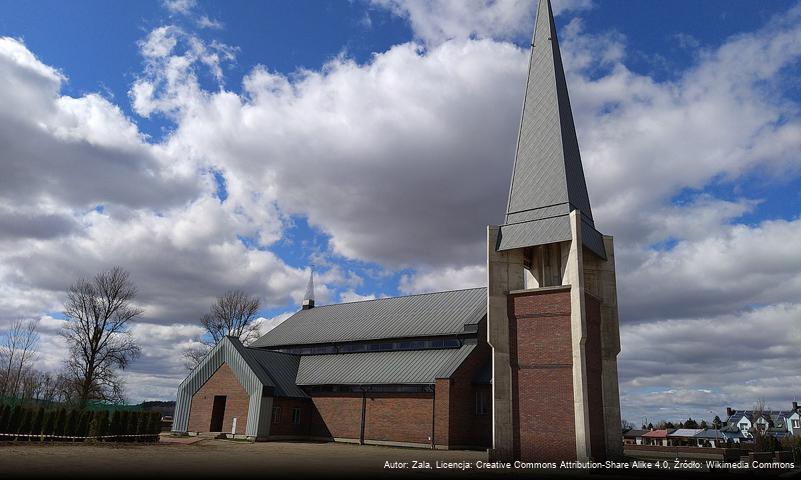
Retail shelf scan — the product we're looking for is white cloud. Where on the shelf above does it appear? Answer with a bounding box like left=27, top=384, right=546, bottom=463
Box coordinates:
left=339, top=290, right=378, bottom=303
left=197, top=15, right=224, bottom=30
left=162, top=0, right=196, bottom=15
left=399, top=265, right=485, bottom=294
left=372, top=0, right=593, bottom=45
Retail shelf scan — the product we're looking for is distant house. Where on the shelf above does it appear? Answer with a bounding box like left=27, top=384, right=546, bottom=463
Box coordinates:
left=641, top=429, right=671, bottom=446
left=623, top=429, right=647, bottom=445
left=789, top=409, right=801, bottom=436
left=724, top=403, right=801, bottom=440
left=667, top=428, right=705, bottom=446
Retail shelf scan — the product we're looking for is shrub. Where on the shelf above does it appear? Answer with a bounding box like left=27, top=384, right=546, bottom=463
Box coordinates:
left=77, top=411, right=92, bottom=439
left=7, top=405, right=22, bottom=438
left=782, top=435, right=801, bottom=464
left=41, top=409, right=55, bottom=440
left=125, top=411, right=138, bottom=441
left=109, top=411, right=125, bottom=441
left=52, top=408, right=67, bottom=438
left=0, top=404, right=9, bottom=433
left=88, top=410, right=109, bottom=440
left=65, top=409, right=81, bottom=438
left=16, top=407, right=32, bottom=441
left=30, top=407, right=45, bottom=441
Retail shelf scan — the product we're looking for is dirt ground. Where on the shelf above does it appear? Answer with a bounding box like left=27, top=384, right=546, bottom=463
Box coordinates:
left=0, top=438, right=494, bottom=479
left=0, top=438, right=743, bottom=479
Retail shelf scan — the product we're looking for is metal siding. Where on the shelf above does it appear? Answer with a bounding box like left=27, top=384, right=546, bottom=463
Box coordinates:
left=580, top=219, right=607, bottom=259
left=252, top=288, right=486, bottom=347
left=497, top=215, right=572, bottom=251
left=502, top=0, right=599, bottom=249
left=172, top=337, right=275, bottom=437
left=295, top=345, right=475, bottom=385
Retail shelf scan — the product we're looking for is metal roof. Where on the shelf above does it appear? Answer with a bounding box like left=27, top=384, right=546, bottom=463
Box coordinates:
left=499, top=0, right=605, bottom=258
left=667, top=428, right=705, bottom=437
left=173, top=337, right=292, bottom=437
left=295, top=344, right=475, bottom=385
left=243, top=348, right=307, bottom=398
left=252, top=287, right=486, bottom=348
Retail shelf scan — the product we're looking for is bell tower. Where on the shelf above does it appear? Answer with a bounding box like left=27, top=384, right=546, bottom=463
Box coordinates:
left=487, top=0, right=622, bottom=461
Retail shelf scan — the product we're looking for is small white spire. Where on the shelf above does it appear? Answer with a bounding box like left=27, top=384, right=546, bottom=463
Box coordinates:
left=302, top=265, right=315, bottom=310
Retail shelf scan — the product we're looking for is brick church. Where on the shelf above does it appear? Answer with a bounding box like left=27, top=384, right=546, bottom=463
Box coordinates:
left=172, top=0, right=622, bottom=461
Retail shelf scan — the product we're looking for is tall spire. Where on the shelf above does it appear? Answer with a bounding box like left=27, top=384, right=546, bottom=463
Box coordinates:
left=302, top=265, right=315, bottom=310
left=498, top=0, right=604, bottom=258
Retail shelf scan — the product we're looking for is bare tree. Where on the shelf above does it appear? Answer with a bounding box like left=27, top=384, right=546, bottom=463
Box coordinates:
left=0, top=319, right=39, bottom=398
left=184, top=289, right=261, bottom=370
left=61, top=266, right=142, bottom=406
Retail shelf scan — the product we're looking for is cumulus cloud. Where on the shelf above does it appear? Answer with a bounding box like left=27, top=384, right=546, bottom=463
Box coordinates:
left=372, top=0, right=593, bottom=45
left=399, top=265, right=485, bottom=294
left=1, top=0, right=800, bottom=418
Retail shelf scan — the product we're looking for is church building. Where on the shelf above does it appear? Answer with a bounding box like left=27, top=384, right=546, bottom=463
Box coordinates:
left=172, top=0, right=622, bottom=461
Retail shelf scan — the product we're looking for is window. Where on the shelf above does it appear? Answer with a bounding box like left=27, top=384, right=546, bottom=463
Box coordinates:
left=272, top=407, right=282, bottom=424
left=475, top=390, right=489, bottom=415
left=793, top=420, right=800, bottom=429
left=739, top=423, right=748, bottom=431
left=292, top=408, right=301, bottom=425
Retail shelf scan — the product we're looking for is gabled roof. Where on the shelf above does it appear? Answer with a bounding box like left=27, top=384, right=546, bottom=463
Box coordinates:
left=498, top=0, right=605, bottom=258
left=252, top=287, right=486, bottom=348
left=623, top=429, right=648, bottom=438
left=642, top=429, right=671, bottom=438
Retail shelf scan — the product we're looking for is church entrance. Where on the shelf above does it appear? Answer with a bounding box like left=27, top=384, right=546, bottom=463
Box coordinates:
left=210, top=395, right=227, bottom=432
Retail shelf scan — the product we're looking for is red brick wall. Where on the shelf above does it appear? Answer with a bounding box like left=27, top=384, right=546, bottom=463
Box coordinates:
left=442, top=319, right=492, bottom=448
left=509, top=288, right=577, bottom=461
left=434, top=379, right=450, bottom=446
left=270, top=397, right=314, bottom=436
left=309, top=392, right=435, bottom=445
left=364, top=393, right=433, bottom=444
left=188, top=363, right=250, bottom=434
left=309, top=393, right=363, bottom=439
left=585, top=293, right=607, bottom=460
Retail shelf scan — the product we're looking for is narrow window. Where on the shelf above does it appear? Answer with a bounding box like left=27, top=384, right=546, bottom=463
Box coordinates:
left=272, top=406, right=282, bottom=424
left=475, top=390, right=488, bottom=415
left=292, top=407, right=301, bottom=425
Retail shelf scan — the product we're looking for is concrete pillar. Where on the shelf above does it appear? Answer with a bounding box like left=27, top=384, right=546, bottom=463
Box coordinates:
left=566, top=211, right=591, bottom=461
left=486, top=226, right=525, bottom=460
left=582, top=234, right=623, bottom=458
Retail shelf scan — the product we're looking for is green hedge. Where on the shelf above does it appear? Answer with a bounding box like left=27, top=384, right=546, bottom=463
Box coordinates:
left=0, top=404, right=161, bottom=442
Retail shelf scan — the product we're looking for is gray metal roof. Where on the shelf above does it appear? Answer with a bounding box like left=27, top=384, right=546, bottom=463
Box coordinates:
left=252, top=287, right=486, bottom=348
left=295, top=344, right=475, bottom=385
left=243, top=348, right=307, bottom=398
left=497, top=215, right=606, bottom=259
left=173, top=337, right=291, bottom=437
left=499, top=0, right=605, bottom=258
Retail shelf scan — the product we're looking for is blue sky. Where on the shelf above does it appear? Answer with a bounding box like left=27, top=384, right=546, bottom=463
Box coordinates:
left=0, top=0, right=800, bottom=423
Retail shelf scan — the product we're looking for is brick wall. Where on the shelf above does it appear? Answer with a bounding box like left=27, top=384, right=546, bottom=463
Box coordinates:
left=309, top=393, right=363, bottom=439
left=509, top=288, right=577, bottom=461
left=188, top=363, right=251, bottom=434
left=270, top=397, right=314, bottom=437
left=585, top=293, right=607, bottom=460
left=364, top=393, right=433, bottom=444
left=442, top=319, right=492, bottom=448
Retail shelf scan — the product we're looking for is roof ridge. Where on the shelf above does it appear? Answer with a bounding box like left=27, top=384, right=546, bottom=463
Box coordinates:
left=306, top=286, right=487, bottom=309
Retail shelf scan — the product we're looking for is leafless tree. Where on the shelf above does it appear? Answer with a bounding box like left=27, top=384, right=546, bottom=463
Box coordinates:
left=0, top=318, right=39, bottom=398
left=61, top=266, right=142, bottom=406
left=184, top=289, right=261, bottom=370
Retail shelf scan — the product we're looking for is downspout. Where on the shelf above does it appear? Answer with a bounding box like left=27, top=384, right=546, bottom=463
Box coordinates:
left=431, top=384, right=436, bottom=449
left=360, top=387, right=366, bottom=445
